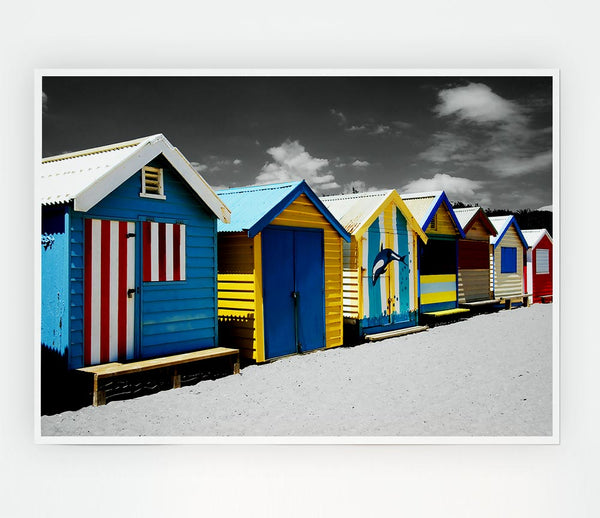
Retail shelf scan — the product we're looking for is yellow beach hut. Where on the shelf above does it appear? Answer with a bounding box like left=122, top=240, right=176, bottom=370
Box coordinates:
left=216, top=181, right=350, bottom=362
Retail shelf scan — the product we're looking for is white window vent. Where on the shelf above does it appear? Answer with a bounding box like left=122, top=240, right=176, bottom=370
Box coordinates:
left=140, top=166, right=166, bottom=199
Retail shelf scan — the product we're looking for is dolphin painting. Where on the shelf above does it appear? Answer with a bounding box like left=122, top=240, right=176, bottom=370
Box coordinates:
left=372, top=246, right=407, bottom=285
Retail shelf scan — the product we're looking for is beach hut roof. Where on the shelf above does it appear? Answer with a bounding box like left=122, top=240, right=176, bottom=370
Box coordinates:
left=489, top=215, right=528, bottom=249
left=40, top=133, right=231, bottom=222
left=320, top=189, right=427, bottom=242
left=522, top=228, right=553, bottom=248
left=400, top=190, right=465, bottom=238
left=454, top=206, right=497, bottom=236
left=216, top=180, right=350, bottom=241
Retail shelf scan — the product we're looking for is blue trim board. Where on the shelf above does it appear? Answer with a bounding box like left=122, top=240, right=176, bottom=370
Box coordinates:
left=421, top=191, right=466, bottom=238
left=420, top=280, right=457, bottom=294
left=492, top=216, right=528, bottom=249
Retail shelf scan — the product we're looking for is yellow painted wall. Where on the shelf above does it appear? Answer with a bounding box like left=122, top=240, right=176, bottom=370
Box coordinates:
left=428, top=204, right=459, bottom=236
left=271, top=194, right=344, bottom=349
left=493, top=225, right=524, bottom=298
left=217, top=232, right=257, bottom=359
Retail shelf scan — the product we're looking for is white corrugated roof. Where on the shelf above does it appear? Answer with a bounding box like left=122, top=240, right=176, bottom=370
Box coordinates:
left=522, top=229, right=552, bottom=248
left=453, top=207, right=480, bottom=229
left=40, top=134, right=231, bottom=222
left=399, top=191, right=440, bottom=228
left=321, top=190, right=391, bottom=234
left=41, top=136, right=149, bottom=206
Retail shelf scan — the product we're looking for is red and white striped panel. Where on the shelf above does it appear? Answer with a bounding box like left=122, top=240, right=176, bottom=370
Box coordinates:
left=142, top=221, right=186, bottom=282
left=84, top=219, right=136, bottom=366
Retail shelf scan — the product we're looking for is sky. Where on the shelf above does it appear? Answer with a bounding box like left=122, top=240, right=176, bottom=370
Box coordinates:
left=42, top=74, right=553, bottom=210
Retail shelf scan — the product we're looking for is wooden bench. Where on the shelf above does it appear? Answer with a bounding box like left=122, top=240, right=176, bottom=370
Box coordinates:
left=423, top=308, right=470, bottom=318
left=459, top=298, right=500, bottom=309
left=77, top=347, right=240, bottom=406
left=499, top=294, right=532, bottom=309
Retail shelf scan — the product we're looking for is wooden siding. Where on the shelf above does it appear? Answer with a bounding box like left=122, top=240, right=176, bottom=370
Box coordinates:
left=458, top=269, right=491, bottom=302
left=217, top=233, right=257, bottom=359
left=492, top=225, right=524, bottom=298
left=463, top=222, right=491, bottom=241
left=41, top=205, right=71, bottom=361
left=428, top=204, right=459, bottom=236
left=271, top=194, right=344, bottom=349
left=69, top=156, right=218, bottom=367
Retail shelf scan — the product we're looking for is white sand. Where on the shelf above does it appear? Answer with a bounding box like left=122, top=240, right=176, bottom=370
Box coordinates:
left=41, top=304, right=552, bottom=437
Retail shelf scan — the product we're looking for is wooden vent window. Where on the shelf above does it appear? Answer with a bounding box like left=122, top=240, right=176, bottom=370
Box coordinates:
left=141, top=166, right=166, bottom=199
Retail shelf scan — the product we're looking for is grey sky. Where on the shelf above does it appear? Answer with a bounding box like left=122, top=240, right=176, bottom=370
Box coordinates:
left=42, top=74, right=553, bottom=210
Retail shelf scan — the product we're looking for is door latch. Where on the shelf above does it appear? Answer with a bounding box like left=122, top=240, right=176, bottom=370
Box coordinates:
left=127, top=287, right=139, bottom=298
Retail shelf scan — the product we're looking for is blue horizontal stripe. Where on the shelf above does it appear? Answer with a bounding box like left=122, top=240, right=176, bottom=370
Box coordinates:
left=420, top=281, right=456, bottom=294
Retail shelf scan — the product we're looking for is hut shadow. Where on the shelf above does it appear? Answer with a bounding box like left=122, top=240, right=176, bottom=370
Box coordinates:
left=41, top=344, right=90, bottom=415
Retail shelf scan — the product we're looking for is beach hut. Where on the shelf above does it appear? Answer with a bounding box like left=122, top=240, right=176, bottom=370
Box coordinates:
left=489, top=215, right=529, bottom=307
left=400, top=191, right=467, bottom=318
left=321, top=190, right=428, bottom=339
left=40, top=134, right=232, bottom=381
left=216, top=181, right=350, bottom=362
left=454, top=207, right=498, bottom=306
left=522, top=229, right=553, bottom=304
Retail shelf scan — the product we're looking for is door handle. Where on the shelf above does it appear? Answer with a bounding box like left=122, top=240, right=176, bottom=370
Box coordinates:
left=127, top=287, right=139, bottom=298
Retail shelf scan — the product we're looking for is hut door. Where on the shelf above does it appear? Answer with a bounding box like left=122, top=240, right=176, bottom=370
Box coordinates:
left=261, top=227, right=325, bottom=360
left=83, top=218, right=136, bottom=366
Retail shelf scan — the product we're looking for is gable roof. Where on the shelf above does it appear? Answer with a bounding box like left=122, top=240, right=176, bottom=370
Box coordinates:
left=489, top=215, right=528, bottom=249
left=216, top=180, right=350, bottom=241
left=454, top=207, right=497, bottom=236
left=320, top=189, right=427, bottom=243
left=400, top=191, right=465, bottom=238
left=522, top=228, right=553, bottom=249
left=40, top=133, right=231, bottom=222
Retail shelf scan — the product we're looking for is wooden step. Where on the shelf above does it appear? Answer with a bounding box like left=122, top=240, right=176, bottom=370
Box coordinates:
left=423, top=308, right=470, bottom=318
left=365, top=325, right=428, bottom=342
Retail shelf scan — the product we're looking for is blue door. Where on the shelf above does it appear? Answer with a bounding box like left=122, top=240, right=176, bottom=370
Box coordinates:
left=261, top=226, right=325, bottom=360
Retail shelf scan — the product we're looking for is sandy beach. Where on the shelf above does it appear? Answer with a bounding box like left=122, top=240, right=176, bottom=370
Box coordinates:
left=41, top=304, right=552, bottom=437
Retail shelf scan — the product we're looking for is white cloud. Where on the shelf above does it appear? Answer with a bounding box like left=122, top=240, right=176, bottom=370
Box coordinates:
left=255, top=140, right=340, bottom=193
left=400, top=173, right=484, bottom=202
left=435, top=82, right=523, bottom=124
left=486, top=151, right=552, bottom=177
left=351, top=159, right=370, bottom=168
left=190, top=162, right=208, bottom=173
left=420, top=82, right=552, bottom=181
left=418, top=132, right=475, bottom=163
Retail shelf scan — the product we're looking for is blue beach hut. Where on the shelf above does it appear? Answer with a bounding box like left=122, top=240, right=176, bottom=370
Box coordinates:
left=40, top=134, right=231, bottom=382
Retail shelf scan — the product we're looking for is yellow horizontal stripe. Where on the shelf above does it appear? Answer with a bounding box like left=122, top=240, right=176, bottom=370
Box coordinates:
left=421, top=290, right=457, bottom=304
left=421, top=274, right=456, bottom=284
left=218, top=273, right=254, bottom=282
